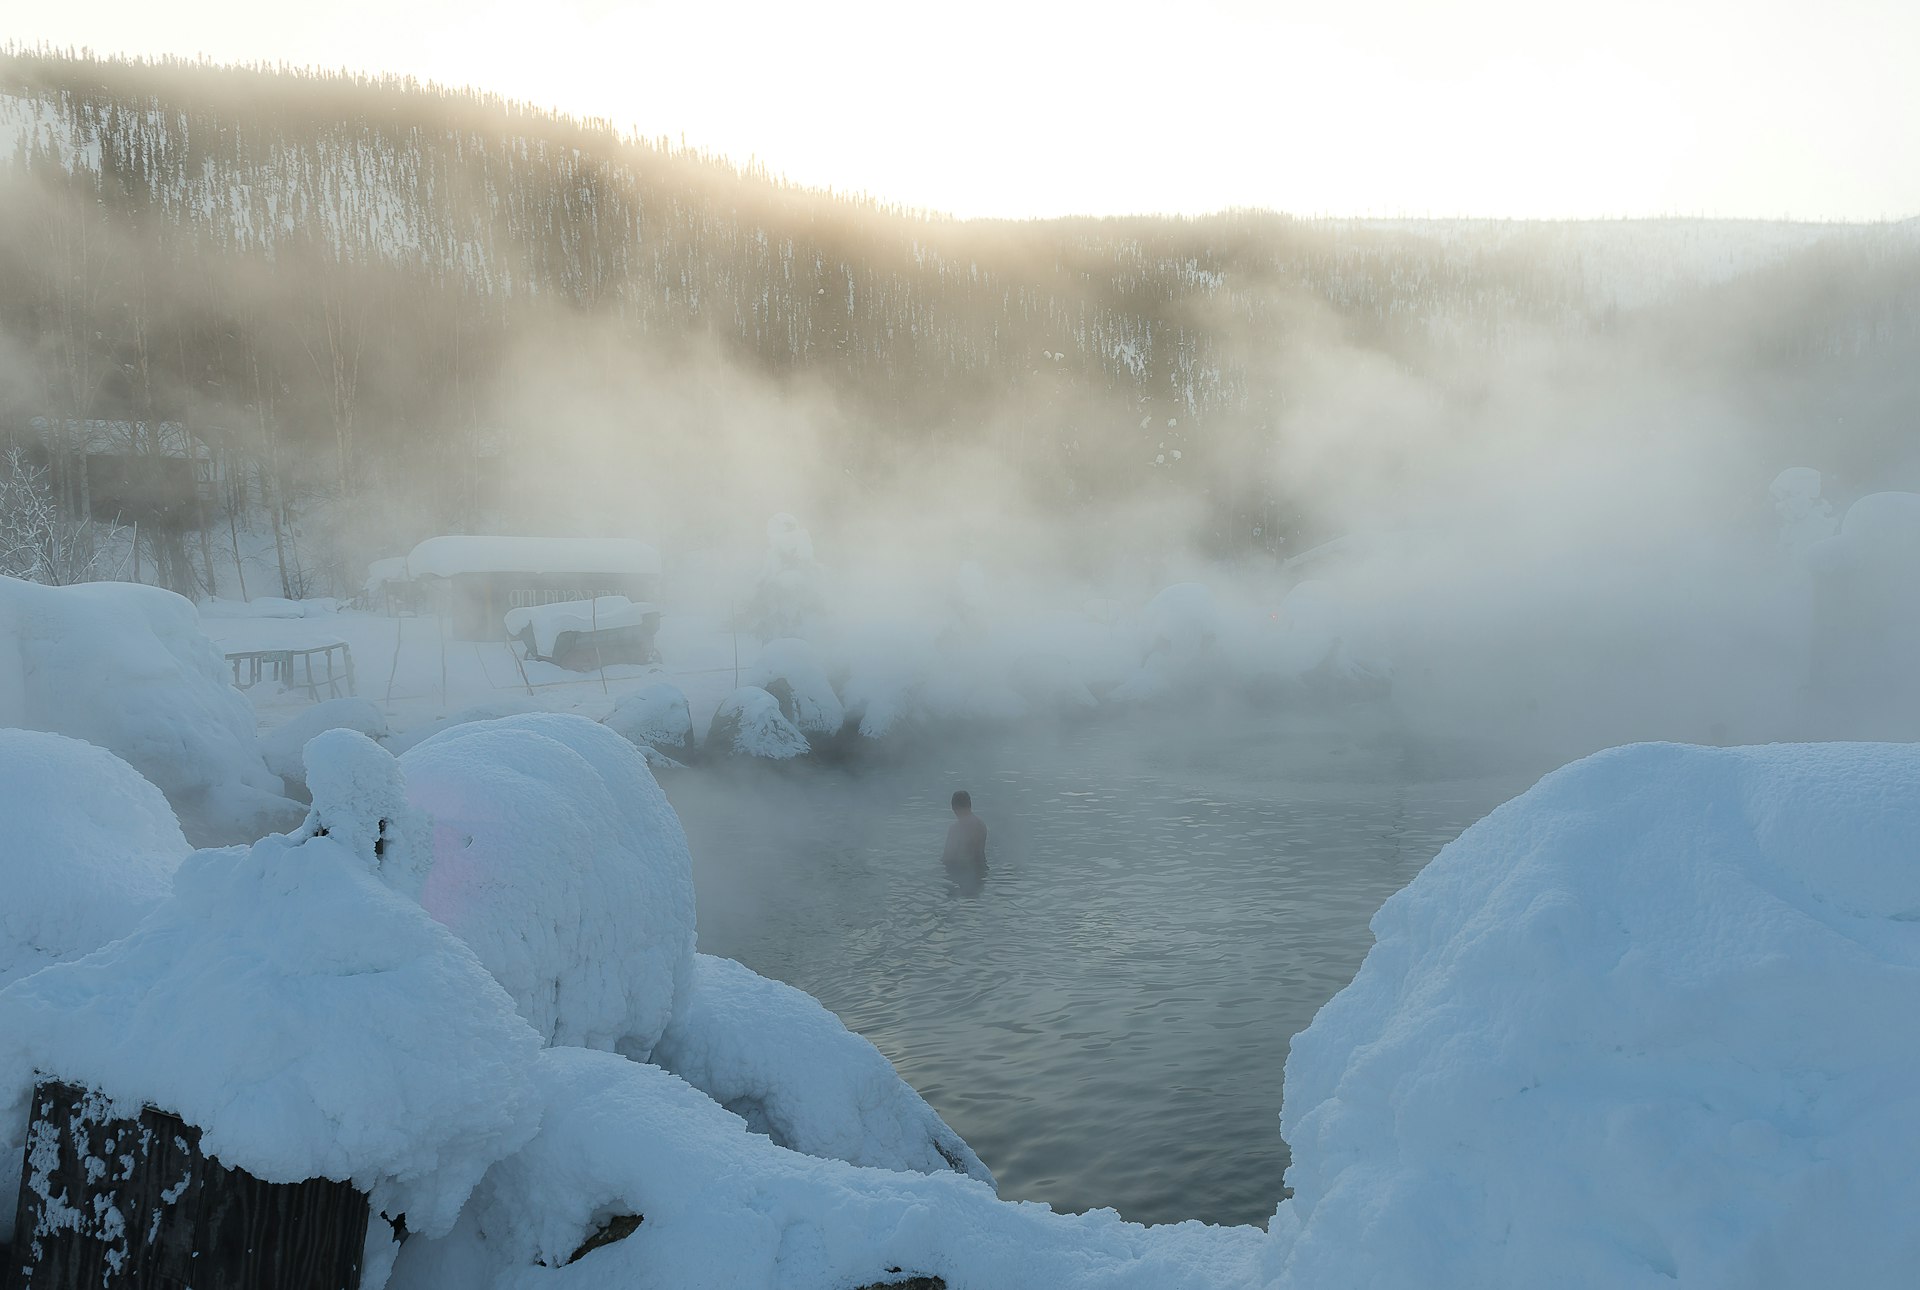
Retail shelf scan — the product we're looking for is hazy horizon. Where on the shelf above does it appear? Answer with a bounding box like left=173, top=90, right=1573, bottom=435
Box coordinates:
left=11, top=0, right=1919, bottom=223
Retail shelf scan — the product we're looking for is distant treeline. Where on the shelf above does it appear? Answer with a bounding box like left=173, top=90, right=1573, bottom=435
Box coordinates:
left=1, top=48, right=1916, bottom=595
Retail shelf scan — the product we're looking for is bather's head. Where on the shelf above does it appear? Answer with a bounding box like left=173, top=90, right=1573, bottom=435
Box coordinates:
left=951, top=789, right=973, bottom=816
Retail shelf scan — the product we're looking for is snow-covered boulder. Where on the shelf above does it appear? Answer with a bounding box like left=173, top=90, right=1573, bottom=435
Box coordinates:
left=1267, top=741, right=1920, bottom=1289
left=705, top=686, right=811, bottom=761
left=0, top=575, right=299, bottom=844
left=401, top=715, right=697, bottom=1058
left=0, top=730, right=188, bottom=990
left=0, top=736, right=544, bottom=1251
left=602, top=681, right=696, bottom=766
left=652, top=953, right=992, bottom=1183
left=387, top=1047, right=1270, bottom=1290
left=745, top=637, right=846, bottom=744
left=259, top=696, right=391, bottom=795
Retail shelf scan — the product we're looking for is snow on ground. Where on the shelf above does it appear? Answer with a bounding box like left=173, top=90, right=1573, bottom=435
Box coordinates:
left=388, top=1046, right=1271, bottom=1290
left=0, top=730, right=188, bottom=989
left=652, top=953, right=992, bottom=1182
left=0, top=576, right=299, bottom=844
left=401, top=715, right=697, bottom=1058
left=1265, top=740, right=1920, bottom=1290
left=0, top=736, right=545, bottom=1252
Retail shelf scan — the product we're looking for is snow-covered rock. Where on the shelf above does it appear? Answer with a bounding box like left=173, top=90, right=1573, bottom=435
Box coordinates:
left=401, top=715, right=697, bottom=1058
left=653, top=953, right=991, bottom=1183
left=0, top=730, right=188, bottom=989
left=387, top=1047, right=1269, bottom=1290
left=705, top=686, right=811, bottom=760
left=259, top=695, right=391, bottom=794
left=602, top=681, right=696, bottom=766
left=0, top=575, right=299, bottom=844
left=0, top=746, right=544, bottom=1248
left=1266, top=740, right=1920, bottom=1290
left=745, top=637, right=846, bottom=743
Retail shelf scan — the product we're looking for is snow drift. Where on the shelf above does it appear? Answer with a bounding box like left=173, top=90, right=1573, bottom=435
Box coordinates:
left=0, top=733, right=544, bottom=1252
left=1266, top=740, right=1920, bottom=1290
left=652, top=953, right=992, bottom=1183
left=0, top=575, right=298, bottom=844
left=0, top=729, right=189, bottom=989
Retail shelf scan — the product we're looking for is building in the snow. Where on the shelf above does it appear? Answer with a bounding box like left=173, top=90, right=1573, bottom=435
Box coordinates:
left=405, top=536, right=663, bottom=641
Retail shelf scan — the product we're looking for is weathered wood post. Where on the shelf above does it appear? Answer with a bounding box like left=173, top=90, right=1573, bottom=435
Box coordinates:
left=7, top=1080, right=370, bottom=1290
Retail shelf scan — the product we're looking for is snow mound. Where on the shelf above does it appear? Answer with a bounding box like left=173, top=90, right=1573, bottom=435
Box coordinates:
left=259, top=696, right=391, bottom=792
left=388, top=1047, right=1269, bottom=1290
left=705, top=686, right=810, bottom=760
left=0, top=769, right=544, bottom=1244
left=0, top=730, right=188, bottom=989
left=0, top=575, right=298, bottom=844
left=1268, top=741, right=1920, bottom=1290
left=652, top=954, right=992, bottom=1183
left=745, top=637, right=846, bottom=740
left=402, top=715, right=697, bottom=1058
left=602, top=681, right=695, bottom=765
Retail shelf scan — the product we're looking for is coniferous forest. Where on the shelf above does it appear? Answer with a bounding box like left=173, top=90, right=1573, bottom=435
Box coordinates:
left=2, top=48, right=1917, bottom=596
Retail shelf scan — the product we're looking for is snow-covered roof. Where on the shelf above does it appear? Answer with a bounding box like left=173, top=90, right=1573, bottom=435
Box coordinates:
left=503, top=596, right=660, bottom=658
left=406, top=536, right=661, bottom=581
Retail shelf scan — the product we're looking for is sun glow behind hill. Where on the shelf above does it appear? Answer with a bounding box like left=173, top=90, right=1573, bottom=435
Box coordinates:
left=11, top=0, right=1919, bottom=221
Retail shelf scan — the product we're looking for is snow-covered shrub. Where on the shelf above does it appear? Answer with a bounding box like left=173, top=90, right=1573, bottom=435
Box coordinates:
left=1267, top=741, right=1920, bottom=1289
left=602, top=681, right=696, bottom=766
left=0, top=737, right=544, bottom=1250
left=0, top=729, right=188, bottom=989
left=401, top=714, right=697, bottom=1058
left=652, top=953, right=992, bottom=1182
left=0, top=575, right=299, bottom=844
left=705, top=686, right=810, bottom=760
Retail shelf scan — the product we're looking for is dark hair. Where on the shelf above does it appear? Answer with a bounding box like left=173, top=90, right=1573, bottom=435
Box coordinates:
left=951, top=790, right=972, bottom=811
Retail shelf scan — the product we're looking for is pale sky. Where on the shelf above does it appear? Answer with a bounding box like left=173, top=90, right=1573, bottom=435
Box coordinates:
left=13, top=0, right=1918, bottom=220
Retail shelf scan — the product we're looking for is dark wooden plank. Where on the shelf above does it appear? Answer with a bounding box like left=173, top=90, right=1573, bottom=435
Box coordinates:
left=9, top=1080, right=367, bottom=1290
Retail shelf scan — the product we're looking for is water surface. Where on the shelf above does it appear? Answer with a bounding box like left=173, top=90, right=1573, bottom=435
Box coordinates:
left=666, top=704, right=1533, bottom=1227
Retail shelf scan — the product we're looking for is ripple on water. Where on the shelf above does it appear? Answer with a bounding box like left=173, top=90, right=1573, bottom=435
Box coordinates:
left=668, top=711, right=1532, bottom=1227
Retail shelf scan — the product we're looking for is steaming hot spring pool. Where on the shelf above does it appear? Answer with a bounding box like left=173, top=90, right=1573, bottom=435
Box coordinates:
left=664, top=705, right=1534, bottom=1227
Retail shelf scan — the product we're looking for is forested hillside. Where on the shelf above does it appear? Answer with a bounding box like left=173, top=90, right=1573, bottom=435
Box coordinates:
left=2, top=49, right=1916, bottom=597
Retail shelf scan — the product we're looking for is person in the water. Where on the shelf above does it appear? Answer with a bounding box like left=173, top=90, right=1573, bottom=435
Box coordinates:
left=943, top=789, right=988, bottom=868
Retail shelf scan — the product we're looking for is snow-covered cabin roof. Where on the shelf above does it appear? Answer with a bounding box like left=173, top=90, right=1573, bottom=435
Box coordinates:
left=405, top=537, right=661, bottom=581
left=503, top=597, right=661, bottom=658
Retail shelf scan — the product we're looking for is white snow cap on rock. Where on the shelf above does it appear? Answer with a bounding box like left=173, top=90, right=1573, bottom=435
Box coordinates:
left=401, top=714, right=697, bottom=1058
left=602, top=681, right=695, bottom=764
left=745, top=637, right=845, bottom=738
left=706, top=686, right=811, bottom=759
left=0, top=730, right=189, bottom=989
left=0, top=575, right=297, bottom=844
left=0, top=759, right=544, bottom=1244
left=299, top=728, right=432, bottom=900
left=653, top=953, right=992, bottom=1183
left=387, top=1047, right=1269, bottom=1290
left=1268, top=740, right=1920, bottom=1290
